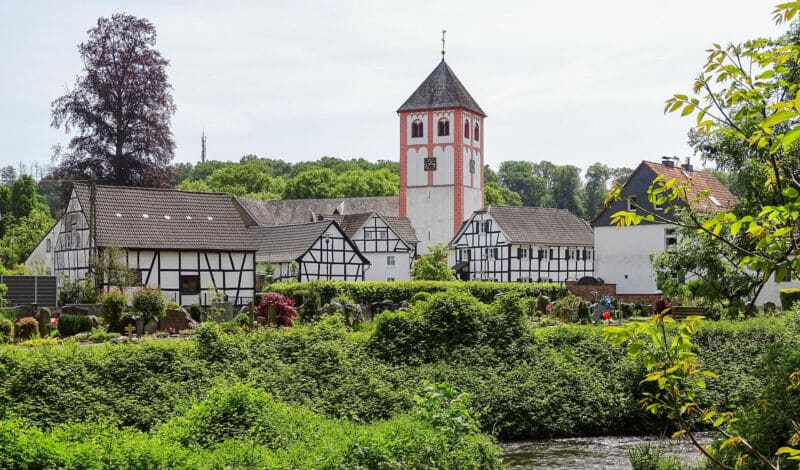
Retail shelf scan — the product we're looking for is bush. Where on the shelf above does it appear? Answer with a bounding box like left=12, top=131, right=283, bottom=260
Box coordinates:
left=0, top=282, right=7, bottom=307
left=87, top=327, right=121, bottom=343
left=132, top=287, right=166, bottom=325
left=234, top=312, right=252, bottom=328
left=0, top=318, right=13, bottom=343
left=410, top=291, right=433, bottom=304
left=552, top=294, right=590, bottom=323
left=57, top=314, right=93, bottom=337
left=101, top=290, right=127, bottom=328
left=166, top=301, right=180, bottom=310
left=255, top=292, right=297, bottom=326
left=780, top=288, right=800, bottom=310
left=628, top=443, right=692, bottom=470
left=270, top=280, right=567, bottom=309
left=79, top=276, right=99, bottom=303
left=14, top=317, right=39, bottom=341
left=57, top=277, right=81, bottom=305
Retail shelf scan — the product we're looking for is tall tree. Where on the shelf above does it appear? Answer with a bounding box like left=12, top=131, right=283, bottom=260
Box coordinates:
left=0, top=166, right=16, bottom=186
left=51, top=13, right=176, bottom=187
left=551, top=165, right=584, bottom=217
left=10, top=175, right=36, bottom=219
left=583, top=163, right=611, bottom=219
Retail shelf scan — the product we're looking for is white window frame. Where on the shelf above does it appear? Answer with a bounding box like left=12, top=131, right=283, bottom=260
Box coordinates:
left=665, top=227, right=678, bottom=251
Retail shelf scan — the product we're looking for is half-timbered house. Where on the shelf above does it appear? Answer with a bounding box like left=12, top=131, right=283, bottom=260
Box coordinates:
left=45, top=184, right=256, bottom=306
left=318, top=212, right=418, bottom=281
left=249, top=220, right=369, bottom=282
left=450, top=206, right=594, bottom=283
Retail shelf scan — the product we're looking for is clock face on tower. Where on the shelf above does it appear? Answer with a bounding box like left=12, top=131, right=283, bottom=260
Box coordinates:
left=424, top=157, right=437, bottom=171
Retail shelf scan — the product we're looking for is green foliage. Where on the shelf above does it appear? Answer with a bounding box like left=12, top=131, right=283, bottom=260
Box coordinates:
left=132, top=287, right=166, bottom=325
left=57, top=277, right=81, bottom=305
left=0, top=207, right=54, bottom=268
left=78, top=275, right=98, bottom=303
left=780, top=288, right=800, bottom=310
left=234, top=312, right=252, bottom=328
left=552, top=294, right=591, bottom=323
left=10, top=174, right=36, bottom=219
left=270, top=279, right=567, bottom=308
left=14, top=317, right=38, bottom=341
left=0, top=283, right=7, bottom=307
left=57, top=314, right=93, bottom=337
left=413, top=381, right=481, bottom=439
left=93, top=246, right=137, bottom=287
left=86, top=327, right=120, bottom=343
left=0, top=318, right=13, bottom=343
left=412, top=243, right=456, bottom=281
left=628, top=443, right=694, bottom=470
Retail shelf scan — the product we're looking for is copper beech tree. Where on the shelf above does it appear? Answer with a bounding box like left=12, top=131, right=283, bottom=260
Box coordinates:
left=51, top=13, right=176, bottom=187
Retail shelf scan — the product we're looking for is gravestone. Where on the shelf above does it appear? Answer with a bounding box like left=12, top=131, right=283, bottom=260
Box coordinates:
left=160, top=308, right=194, bottom=332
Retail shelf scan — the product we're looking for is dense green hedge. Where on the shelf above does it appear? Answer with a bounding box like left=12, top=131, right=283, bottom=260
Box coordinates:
left=1, top=306, right=797, bottom=442
left=780, top=288, right=800, bottom=310
left=268, top=280, right=567, bottom=305
left=0, top=383, right=502, bottom=469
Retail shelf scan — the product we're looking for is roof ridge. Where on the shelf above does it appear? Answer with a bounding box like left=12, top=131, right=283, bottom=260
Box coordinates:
left=75, top=183, right=231, bottom=197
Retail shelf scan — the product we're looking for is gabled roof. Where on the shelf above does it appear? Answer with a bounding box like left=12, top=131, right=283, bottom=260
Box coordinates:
left=235, top=196, right=399, bottom=227
left=397, top=59, right=486, bottom=116
left=640, top=161, right=737, bottom=211
left=319, top=212, right=420, bottom=246
left=72, top=183, right=253, bottom=251
left=591, top=160, right=738, bottom=226
left=452, top=206, right=594, bottom=246
left=248, top=220, right=369, bottom=265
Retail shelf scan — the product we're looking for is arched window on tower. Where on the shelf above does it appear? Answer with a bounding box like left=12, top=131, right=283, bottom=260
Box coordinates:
left=438, top=118, right=450, bottom=136
left=464, top=120, right=470, bottom=138
left=474, top=123, right=480, bottom=141
left=411, top=120, right=424, bottom=138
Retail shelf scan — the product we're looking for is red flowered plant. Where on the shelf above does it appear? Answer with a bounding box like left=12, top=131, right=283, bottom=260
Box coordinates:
left=256, top=292, right=298, bottom=327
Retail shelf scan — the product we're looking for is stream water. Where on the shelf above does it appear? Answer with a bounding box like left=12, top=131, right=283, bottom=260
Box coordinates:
left=501, top=435, right=706, bottom=469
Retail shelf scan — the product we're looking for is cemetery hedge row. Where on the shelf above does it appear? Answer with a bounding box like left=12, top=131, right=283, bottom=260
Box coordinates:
left=267, top=280, right=567, bottom=306
left=0, top=382, right=501, bottom=469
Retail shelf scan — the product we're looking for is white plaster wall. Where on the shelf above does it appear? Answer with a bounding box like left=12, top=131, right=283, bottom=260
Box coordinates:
left=407, top=186, right=454, bottom=254
left=462, top=148, right=471, bottom=186
left=25, top=220, right=60, bottom=275
left=432, top=145, right=454, bottom=185
left=406, top=112, right=427, bottom=145
left=364, top=252, right=412, bottom=281
left=407, top=147, right=427, bottom=186
left=432, top=111, right=454, bottom=144
left=757, top=276, right=800, bottom=307
left=594, top=224, right=668, bottom=294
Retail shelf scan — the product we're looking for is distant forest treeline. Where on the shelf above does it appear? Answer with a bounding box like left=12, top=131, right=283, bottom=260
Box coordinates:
left=174, top=155, right=639, bottom=220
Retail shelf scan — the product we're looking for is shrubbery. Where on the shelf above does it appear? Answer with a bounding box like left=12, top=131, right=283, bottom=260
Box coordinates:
left=0, top=318, right=13, bottom=343
left=132, top=287, right=166, bottom=325
left=270, top=280, right=566, bottom=315
left=14, top=317, right=38, bottom=340
left=56, top=314, right=93, bottom=337
left=101, top=289, right=127, bottom=329
left=780, top=288, right=800, bottom=310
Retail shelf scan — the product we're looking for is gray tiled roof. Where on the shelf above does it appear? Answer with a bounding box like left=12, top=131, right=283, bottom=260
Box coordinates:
left=235, top=196, right=399, bottom=226
left=397, top=59, right=486, bottom=116
left=382, top=215, right=420, bottom=244
left=320, top=212, right=420, bottom=246
left=458, top=206, right=594, bottom=246
left=73, top=184, right=253, bottom=251
left=249, top=220, right=335, bottom=263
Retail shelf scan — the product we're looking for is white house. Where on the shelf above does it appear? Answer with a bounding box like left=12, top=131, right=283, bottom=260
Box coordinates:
left=249, top=220, right=369, bottom=282
left=24, top=219, right=61, bottom=275
left=450, top=206, right=594, bottom=283
left=319, top=212, right=418, bottom=281
left=592, top=158, right=799, bottom=306
left=36, top=183, right=256, bottom=306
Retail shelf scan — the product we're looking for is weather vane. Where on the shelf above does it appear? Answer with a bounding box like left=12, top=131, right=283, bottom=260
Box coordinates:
left=441, top=29, right=446, bottom=58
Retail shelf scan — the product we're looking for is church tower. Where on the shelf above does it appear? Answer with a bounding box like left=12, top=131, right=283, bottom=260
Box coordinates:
left=397, top=57, right=486, bottom=253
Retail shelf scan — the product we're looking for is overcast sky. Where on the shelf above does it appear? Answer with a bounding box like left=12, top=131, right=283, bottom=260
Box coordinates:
left=0, top=1, right=790, bottom=177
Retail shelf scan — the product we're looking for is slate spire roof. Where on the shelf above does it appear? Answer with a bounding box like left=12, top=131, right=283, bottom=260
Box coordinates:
left=397, top=59, right=486, bottom=116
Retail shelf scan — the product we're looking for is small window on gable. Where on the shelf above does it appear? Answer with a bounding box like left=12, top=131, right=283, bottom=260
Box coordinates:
left=483, top=220, right=491, bottom=233
left=474, top=123, right=480, bottom=141
left=46, top=239, right=52, bottom=253
left=437, top=118, right=450, bottom=136
left=411, top=120, right=424, bottom=138
left=665, top=228, right=678, bottom=251
left=627, top=196, right=637, bottom=211
left=464, top=120, right=470, bottom=138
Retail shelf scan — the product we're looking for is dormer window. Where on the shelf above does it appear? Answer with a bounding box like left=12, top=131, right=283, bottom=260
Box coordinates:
left=474, top=123, right=480, bottom=141
left=464, top=120, right=470, bottom=138
left=411, top=120, right=424, bottom=138
left=437, top=118, right=450, bottom=136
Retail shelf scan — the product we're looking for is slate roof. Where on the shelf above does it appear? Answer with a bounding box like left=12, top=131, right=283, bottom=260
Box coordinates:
left=72, top=184, right=253, bottom=251
left=397, top=59, right=486, bottom=116
left=249, top=221, right=334, bottom=263
left=320, top=212, right=420, bottom=246
left=235, top=196, right=399, bottom=226
left=453, top=206, right=594, bottom=246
